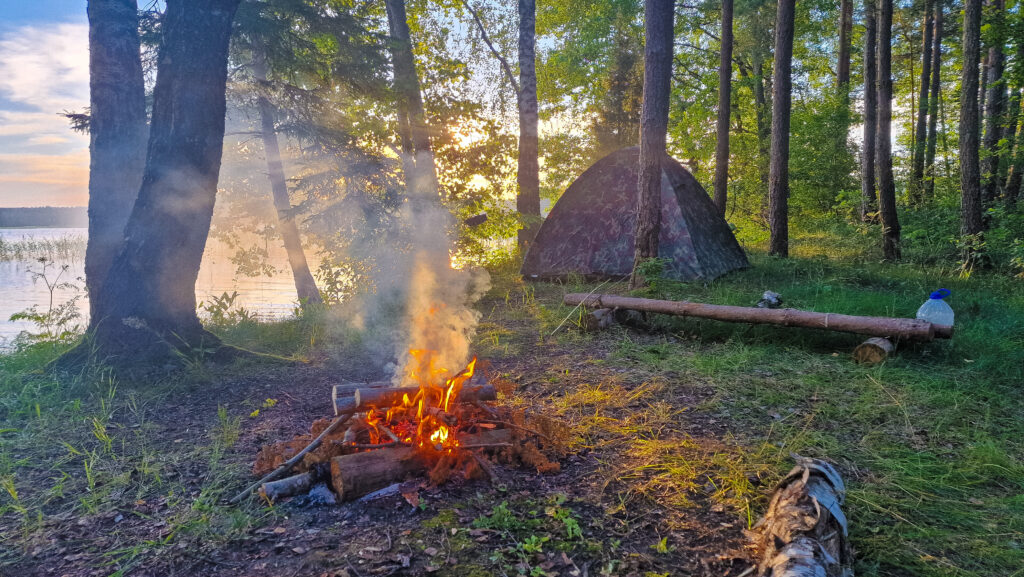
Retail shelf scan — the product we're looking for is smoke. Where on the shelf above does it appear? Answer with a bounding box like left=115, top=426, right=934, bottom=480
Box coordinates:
left=328, top=159, right=490, bottom=385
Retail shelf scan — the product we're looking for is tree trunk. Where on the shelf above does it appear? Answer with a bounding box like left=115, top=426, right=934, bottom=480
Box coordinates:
left=837, top=0, right=853, bottom=88
left=84, top=0, right=148, bottom=326
left=753, top=56, right=771, bottom=198
left=861, top=0, right=878, bottom=222
left=90, top=0, right=242, bottom=362
left=630, top=0, right=675, bottom=289
left=982, top=0, right=1007, bottom=204
left=517, top=0, right=541, bottom=247
left=713, top=0, right=734, bottom=216
left=767, top=0, right=795, bottom=257
left=1005, top=92, right=1024, bottom=201
left=251, top=50, right=323, bottom=307
left=385, top=0, right=439, bottom=198
left=910, top=0, right=934, bottom=204
left=876, top=0, right=901, bottom=261
left=924, top=7, right=943, bottom=199
left=961, top=0, right=985, bottom=265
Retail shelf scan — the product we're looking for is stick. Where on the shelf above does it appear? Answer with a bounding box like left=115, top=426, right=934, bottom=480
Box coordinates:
left=229, top=411, right=354, bottom=505
left=564, top=293, right=952, bottom=342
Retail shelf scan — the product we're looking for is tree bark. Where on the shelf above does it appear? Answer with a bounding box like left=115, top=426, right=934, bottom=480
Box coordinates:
left=630, top=0, right=675, bottom=289
left=767, top=0, right=795, bottom=257
left=1005, top=91, right=1024, bottom=201
left=385, top=0, right=439, bottom=198
left=713, top=0, right=734, bottom=216
left=90, top=0, right=241, bottom=362
left=753, top=56, right=771, bottom=202
left=517, top=0, right=541, bottom=246
left=861, top=0, right=878, bottom=222
left=875, top=0, right=901, bottom=261
left=837, top=0, right=853, bottom=88
left=982, top=0, right=1007, bottom=204
left=84, top=0, right=148, bottom=326
left=251, top=49, right=323, bottom=307
left=924, top=6, right=943, bottom=199
left=961, top=0, right=985, bottom=265
left=910, top=0, right=934, bottom=203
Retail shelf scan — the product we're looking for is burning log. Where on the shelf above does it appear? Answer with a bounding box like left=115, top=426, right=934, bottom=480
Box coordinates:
left=330, top=428, right=513, bottom=501
left=334, top=383, right=497, bottom=414
left=749, top=456, right=853, bottom=577
left=564, top=293, right=953, bottom=342
left=852, top=337, right=895, bottom=364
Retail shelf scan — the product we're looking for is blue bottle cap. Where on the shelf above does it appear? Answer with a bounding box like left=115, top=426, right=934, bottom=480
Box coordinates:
left=929, top=288, right=951, bottom=300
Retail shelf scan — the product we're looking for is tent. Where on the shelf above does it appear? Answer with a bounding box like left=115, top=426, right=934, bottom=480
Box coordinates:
left=521, top=147, right=749, bottom=281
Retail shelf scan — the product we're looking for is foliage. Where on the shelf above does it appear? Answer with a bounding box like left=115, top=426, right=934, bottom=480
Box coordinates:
left=8, top=258, right=83, bottom=346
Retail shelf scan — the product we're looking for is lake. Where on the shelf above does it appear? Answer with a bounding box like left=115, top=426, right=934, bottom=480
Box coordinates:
left=0, top=227, right=310, bottom=347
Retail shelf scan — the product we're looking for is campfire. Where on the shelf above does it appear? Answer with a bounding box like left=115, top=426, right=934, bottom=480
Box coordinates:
left=236, top=354, right=563, bottom=505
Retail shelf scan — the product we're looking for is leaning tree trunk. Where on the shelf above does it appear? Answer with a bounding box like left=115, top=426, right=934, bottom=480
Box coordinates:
left=89, top=0, right=242, bottom=362
left=517, top=0, right=541, bottom=247
left=982, top=0, right=1007, bottom=205
left=767, top=0, right=795, bottom=258
left=876, top=0, right=901, bottom=261
left=961, top=0, right=985, bottom=266
left=861, top=0, right=878, bottom=222
left=910, top=0, right=934, bottom=204
left=385, top=0, right=439, bottom=199
left=924, top=6, right=943, bottom=200
left=84, top=0, right=148, bottom=325
left=251, top=50, right=323, bottom=307
left=630, top=0, right=675, bottom=289
left=713, top=0, right=734, bottom=216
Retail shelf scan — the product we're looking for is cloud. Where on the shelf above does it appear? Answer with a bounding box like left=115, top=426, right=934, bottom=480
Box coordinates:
left=0, top=21, right=89, bottom=207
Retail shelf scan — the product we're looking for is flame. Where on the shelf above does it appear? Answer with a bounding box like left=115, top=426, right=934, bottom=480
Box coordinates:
left=359, top=351, right=477, bottom=454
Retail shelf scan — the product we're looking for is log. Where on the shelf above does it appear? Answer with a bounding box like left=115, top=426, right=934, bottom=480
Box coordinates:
left=853, top=337, right=894, bottom=364
left=564, top=293, right=952, bottom=342
left=336, top=383, right=497, bottom=414
left=332, top=380, right=391, bottom=415
left=749, top=456, right=853, bottom=577
left=329, top=428, right=513, bottom=501
left=259, top=471, right=315, bottom=503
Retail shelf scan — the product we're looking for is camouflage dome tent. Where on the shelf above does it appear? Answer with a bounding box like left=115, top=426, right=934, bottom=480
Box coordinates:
left=521, top=147, right=749, bottom=281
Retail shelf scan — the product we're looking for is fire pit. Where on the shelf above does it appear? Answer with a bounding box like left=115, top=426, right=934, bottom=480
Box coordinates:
left=233, top=355, right=563, bottom=505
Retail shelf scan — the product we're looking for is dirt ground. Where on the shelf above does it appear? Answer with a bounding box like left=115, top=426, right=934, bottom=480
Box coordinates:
left=2, top=283, right=765, bottom=577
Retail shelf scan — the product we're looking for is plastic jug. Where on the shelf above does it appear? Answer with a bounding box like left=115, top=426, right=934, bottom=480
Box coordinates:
left=916, top=288, right=954, bottom=326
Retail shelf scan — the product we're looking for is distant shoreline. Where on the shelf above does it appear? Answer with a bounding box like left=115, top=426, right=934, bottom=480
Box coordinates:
left=0, top=207, right=88, bottom=228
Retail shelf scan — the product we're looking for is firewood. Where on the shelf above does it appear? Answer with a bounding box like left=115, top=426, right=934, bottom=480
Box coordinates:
left=749, top=456, right=853, bottom=577
left=332, top=380, right=391, bottom=415
left=853, top=337, right=895, bottom=364
left=259, top=471, right=315, bottom=503
left=329, top=429, right=513, bottom=501
left=337, top=383, right=497, bottom=414
left=564, top=293, right=952, bottom=342
left=229, top=410, right=354, bottom=505
left=582, top=308, right=617, bottom=331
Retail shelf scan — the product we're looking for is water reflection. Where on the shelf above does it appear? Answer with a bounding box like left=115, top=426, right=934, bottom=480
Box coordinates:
left=0, top=228, right=311, bottom=346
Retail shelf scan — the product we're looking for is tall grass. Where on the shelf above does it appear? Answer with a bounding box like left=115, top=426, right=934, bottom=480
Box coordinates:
left=0, top=234, right=87, bottom=262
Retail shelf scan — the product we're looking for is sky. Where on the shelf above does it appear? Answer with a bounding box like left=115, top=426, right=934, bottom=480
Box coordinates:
left=0, top=1, right=89, bottom=207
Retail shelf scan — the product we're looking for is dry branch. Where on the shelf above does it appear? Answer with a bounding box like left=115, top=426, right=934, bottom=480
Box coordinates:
left=336, top=383, right=497, bottom=414
left=564, top=293, right=952, bottom=342
left=259, top=471, right=315, bottom=503
left=749, top=456, right=853, bottom=577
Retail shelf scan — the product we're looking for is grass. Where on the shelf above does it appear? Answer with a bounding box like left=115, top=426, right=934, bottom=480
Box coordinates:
left=0, top=234, right=86, bottom=262
left=496, top=246, right=1024, bottom=577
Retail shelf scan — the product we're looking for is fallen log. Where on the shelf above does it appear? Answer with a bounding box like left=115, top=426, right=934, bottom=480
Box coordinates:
left=852, top=337, right=895, bottom=364
left=749, top=456, right=853, bottom=577
left=330, top=428, right=513, bottom=501
left=564, top=293, right=953, bottom=342
left=334, top=383, right=497, bottom=414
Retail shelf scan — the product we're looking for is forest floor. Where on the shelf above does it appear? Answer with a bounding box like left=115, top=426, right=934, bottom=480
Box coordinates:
left=1, top=241, right=1023, bottom=577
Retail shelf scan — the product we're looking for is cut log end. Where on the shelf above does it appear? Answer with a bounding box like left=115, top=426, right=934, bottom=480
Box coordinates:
left=852, top=337, right=895, bottom=364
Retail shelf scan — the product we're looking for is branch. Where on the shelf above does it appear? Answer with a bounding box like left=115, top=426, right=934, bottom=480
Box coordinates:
left=460, top=0, right=520, bottom=95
